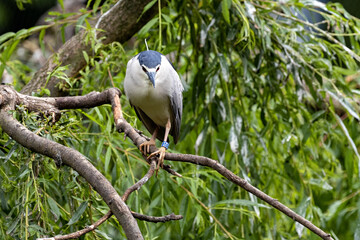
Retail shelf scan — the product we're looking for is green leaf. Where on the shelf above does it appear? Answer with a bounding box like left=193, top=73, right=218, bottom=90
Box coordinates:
left=68, top=201, right=88, bottom=225
left=58, top=0, right=64, bottom=11
left=333, top=112, right=360, bottom=178
left=143, top=0, right=157, bottom=14
left=39, top=29, right=46, bottom=54
left=96, top=138, right=106, bottom=160
left=105, top=146, right=112, bottom=173
left=244, top=1, right=256, bottom=21
left=218, top=53, right=229, bottom=82
left=6, top=215, right=20, bottom=234
left=211, top=199, right=270, bottom=209
left=0, top=32, right=15, bottom=45
left=94, top=229, right=113, bottom=240
left=295, top=197, right=310, bottom=237
left=83, top=51, right=89, bottom=64
left=354, top=213, right=360, bottom=240
left=221, top=0, right=231, bottom=24
left=92, top=0, right=102, bottom=12
left=327, top=90, right=360, bottom=120
left=229, top=125, right=239, bottom=154
left=77, top=109, right=104, bottom=129
left=47, top=197, right=61, bottom=220
left=138, top=18, right=158, bottom=37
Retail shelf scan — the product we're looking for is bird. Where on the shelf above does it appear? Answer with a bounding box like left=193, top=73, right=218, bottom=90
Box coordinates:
left=124, top=50, right=183, bottom=170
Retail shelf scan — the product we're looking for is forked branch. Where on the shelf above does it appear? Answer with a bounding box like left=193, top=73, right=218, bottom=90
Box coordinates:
left=0, top=86, right=142, bottom=240
left=0, top=85, right=332, bottom=240
left=113, top=94, right=333, bottom=240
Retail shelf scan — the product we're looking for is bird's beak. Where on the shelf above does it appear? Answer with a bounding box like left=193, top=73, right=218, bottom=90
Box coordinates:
left=146, top=72, right=156, bottom=88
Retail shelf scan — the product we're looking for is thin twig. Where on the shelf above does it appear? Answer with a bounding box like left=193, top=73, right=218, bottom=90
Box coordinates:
left=131, top=212, right=183, bottom=223
left=37, top=211, right=182, bottom=240
left=122, top=160, right=157, bottom=201
left=48, top=211, right=112, bottom=240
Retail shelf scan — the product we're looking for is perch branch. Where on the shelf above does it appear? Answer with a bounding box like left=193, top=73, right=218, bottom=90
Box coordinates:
left=0, top=86, right=143, bottom=240
left=113, top=99, right=333, bottom=240
left=0, top=85, right=332, bottom=239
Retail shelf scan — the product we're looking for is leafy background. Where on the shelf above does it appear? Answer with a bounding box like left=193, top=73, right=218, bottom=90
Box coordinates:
left=1, top=0, right=360, bottom=239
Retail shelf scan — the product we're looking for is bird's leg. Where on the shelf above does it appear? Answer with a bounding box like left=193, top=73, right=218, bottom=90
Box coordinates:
left=148, top=119, right=171, bottom=170
left=139, top=127, right=158, bottom=155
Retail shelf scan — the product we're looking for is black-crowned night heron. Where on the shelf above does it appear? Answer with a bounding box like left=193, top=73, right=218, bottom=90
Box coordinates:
left=124, top=50, right=183, bottom=169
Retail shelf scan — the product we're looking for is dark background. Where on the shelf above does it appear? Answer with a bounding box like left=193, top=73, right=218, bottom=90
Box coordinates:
left=0, top=0, right=57, bottom=35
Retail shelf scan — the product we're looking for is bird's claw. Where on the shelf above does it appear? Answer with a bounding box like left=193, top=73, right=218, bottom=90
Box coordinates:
left=148, top=146, right=167, bottom=170
left=139, top=140, right=156, bottom=155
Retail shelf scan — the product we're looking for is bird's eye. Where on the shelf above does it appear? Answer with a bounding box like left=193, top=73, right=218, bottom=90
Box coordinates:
left=142, top=66, right=147, bottom=72
left=156, top=66, right=160, bottom=72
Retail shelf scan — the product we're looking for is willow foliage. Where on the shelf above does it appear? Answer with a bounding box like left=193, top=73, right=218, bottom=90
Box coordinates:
left=1, top=0, right=360, bottom=239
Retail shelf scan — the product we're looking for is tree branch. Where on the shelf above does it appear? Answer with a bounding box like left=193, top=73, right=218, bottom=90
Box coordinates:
left=47, top=159, right=182, bottom=239
left=113, top=97, right=334, bottom=240
left=21, top=0, right=163, bottom=96
left=0, top=85, right=332, bottom=239
left=165, top=153, right=332, bottom=240
left=122, top=160, right=157, bottom=202
left=0, top=86, right=143, bottom=240
left=37, top=211, right=182, bottom=240
left=131, top=212, right=183, bottom=223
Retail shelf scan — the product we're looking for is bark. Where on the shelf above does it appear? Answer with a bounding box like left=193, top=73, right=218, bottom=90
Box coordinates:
left=21, top=0, right=161, bottom=96
left=0, top=85, right=333, bottom=240
left=0, top=86, right=143, bottom=240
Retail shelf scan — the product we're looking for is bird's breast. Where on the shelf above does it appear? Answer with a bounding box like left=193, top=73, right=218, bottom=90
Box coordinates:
left=126, top=82, right=171, bottom=127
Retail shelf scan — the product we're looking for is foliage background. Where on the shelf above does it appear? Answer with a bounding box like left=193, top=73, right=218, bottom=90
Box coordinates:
left=1, top=0, right=360, bottom=239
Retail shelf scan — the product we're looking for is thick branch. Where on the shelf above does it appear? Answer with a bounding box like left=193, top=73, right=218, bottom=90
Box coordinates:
left=0, top=86, right=143, bottom=240
left=21, top=0, right=162, bottom=96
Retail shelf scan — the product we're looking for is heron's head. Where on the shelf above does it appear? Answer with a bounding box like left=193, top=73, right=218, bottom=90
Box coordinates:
left=137, top=50, right=162, bottom=88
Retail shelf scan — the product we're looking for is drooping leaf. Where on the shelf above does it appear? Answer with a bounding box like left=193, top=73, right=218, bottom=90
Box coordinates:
left=67, top=201, right=88, bottom=225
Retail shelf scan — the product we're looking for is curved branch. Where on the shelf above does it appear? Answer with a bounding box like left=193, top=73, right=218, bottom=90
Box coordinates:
left=49, top=211, right=113, bottom=240
left=0, top=86, right=143, bottom=240
left=122, top=160, right=157, bottom=201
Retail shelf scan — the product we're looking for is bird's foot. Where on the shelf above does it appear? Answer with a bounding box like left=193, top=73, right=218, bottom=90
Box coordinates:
left=148, top=146, right=167, bottom=171
left=139, top=139, right=156, bottom=155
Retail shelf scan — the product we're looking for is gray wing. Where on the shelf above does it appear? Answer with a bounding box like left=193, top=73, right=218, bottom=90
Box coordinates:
left=132, top=105, right=166, bottom=142
left=169, top=68, right=184, bottom=144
